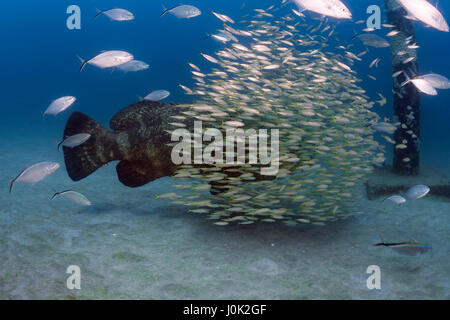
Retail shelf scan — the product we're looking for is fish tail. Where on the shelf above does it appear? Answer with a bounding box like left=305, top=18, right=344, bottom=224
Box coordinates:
left=351, top=30, right=360, bottom=40
left=160, top=4, right=169, bottom=17
left=62, top=112, right=121, bottom=182
left=77, top=55, right=88, bottom=72
left=400, top=72, right=411, bottom=87
left=94, top=8, right=103, bottom=19
left=160, top=4, right=175, bottom=17
left=405, top=67, right=417, bottom=78
left=9, top=179, right=15, bottom=193
left=51, top=192, right=60, bottom=200
left=57, top=140, right=63, bottom=151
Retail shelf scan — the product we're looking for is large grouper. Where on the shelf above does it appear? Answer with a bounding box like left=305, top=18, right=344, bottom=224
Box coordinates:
left=62, top=101, right=269, bottom=193
left=62, top=101, right=193, bottom=188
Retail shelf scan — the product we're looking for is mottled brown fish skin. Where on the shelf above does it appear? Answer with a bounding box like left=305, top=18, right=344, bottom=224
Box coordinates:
left=63, top=100, right=276, bottom=190
left=112, top=102, right=183, bottom=186
left=63, top=101, right=192, bottom=188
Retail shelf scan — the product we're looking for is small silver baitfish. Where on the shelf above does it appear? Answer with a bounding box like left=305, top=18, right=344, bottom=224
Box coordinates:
left=211, top=11, right=235, bottom=24
left=373, top=122, right=397, bottom=134
left=353, top=33, right=390, bottom=48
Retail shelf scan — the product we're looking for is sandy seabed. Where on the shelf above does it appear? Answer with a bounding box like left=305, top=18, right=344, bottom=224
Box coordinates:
left=0, top=130, right=448, bottom=300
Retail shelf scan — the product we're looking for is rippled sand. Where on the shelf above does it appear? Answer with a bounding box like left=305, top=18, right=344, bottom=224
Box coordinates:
left=1, top=133, right=448, bottom=299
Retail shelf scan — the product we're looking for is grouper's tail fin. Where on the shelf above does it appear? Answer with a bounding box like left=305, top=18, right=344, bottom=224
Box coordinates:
left=63, top=112, right=118, bottom=181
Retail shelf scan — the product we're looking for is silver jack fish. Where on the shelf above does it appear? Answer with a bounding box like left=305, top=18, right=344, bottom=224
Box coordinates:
left=10, top=162, right=60, bottom=193
left=43, top=96, right=76, bottom=116
left=143, top=90, right=170, bottom=102
left=116, top=60, right=149, bottom=72
left=160, top=5, right=201, bottom=19
left=51, top=190, right=92, bottom=206
left=58, top=133, right=91, bottom=151
left=397, top=0, right=449, bottom=32
left=419, top=73, right=450, bottom=89
left=95, top=8, right=135, bottom=21
left=293, top=0, right=352, bottom=20
left=405, top=184, right=430, bottom=200
left=78, top=50, right=134, bottom=72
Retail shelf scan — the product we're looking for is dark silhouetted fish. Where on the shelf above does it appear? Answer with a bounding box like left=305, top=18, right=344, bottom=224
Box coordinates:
left=62, top=101, right=189, bottom=188
left=62, top=101, right=274, bottom=192
left=375, top=242, right=431, bottom=256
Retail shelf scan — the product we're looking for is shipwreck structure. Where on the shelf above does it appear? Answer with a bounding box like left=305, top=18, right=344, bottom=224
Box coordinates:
left=384, top=0, right=421, bottom=176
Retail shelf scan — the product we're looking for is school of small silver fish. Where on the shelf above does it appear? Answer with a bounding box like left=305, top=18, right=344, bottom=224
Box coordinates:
left=163, top=6, right=387, bottom=227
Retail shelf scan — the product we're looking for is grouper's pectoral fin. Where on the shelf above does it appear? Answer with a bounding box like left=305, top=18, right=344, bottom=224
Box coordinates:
left=116, top=160, right=163, bottom=188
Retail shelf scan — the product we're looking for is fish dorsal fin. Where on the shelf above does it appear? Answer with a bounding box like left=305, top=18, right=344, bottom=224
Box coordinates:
left=109, top=101, right=167, bottom=133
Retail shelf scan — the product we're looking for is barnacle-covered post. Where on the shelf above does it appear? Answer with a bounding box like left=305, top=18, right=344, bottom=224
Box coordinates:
left=384, top=0, right=420, bottom=175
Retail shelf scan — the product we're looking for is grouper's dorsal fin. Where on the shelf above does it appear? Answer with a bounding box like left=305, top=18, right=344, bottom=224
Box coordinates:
left=110, top=101, right=167, bottom=133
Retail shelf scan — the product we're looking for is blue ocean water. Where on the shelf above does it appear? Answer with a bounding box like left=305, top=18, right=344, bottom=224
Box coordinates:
left=1, top=1, right=449, bottom=299
left=2, top=0, right=450, bottom=167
